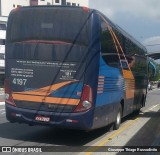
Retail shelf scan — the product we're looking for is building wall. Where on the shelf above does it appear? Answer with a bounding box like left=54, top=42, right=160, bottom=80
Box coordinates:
left=34, top=0, right=67, bottom=6
left=38, top=0, right=88, bottom=6
left=66, top=0, right=88, bottom=7
left=0, top=0, right=89, bottom=16
left=1, top=0, right=29, bottom=16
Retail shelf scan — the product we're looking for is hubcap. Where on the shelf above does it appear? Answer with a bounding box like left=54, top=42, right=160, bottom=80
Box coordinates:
left=117, top=112, right=121, bottom=125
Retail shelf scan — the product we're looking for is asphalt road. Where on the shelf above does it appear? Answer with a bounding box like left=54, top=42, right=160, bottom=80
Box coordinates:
left=0, top=89, right=160, bottom=155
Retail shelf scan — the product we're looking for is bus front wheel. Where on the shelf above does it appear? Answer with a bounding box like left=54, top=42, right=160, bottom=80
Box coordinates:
left=113, top=106, right=122, bottom=130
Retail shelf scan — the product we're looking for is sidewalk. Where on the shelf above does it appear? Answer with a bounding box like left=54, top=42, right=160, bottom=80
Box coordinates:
left=0, top=88, right=4, bottom=103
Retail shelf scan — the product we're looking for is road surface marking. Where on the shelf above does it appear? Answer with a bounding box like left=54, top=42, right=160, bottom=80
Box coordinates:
left=147, top=104, right=159, bottom=111
left=85, top=118, right=139, bottom=155
left=85, top=104, right=160, bottom=155
left=1, top=112, right=5, bottom=115
left=0, top=109, right=5, bottom=111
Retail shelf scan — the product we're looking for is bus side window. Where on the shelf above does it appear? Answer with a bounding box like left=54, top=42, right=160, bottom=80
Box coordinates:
left=100, top=18, right=119, bottom=68
left=121, top=60, right=129, bottom=70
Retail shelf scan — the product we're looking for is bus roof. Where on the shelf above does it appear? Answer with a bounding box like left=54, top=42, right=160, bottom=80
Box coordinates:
left=10, top=5, right=92, bottom=14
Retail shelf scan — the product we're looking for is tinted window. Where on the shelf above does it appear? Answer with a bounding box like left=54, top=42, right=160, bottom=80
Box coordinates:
left=8, top=7, right=90, bottom=45
left=131, top=55, right=147, bottom=74
left=6, top=43, right=89, bottom=62
left=124, top=39, right=145, bottom=56
left=100, top=18, right=120, bottom=68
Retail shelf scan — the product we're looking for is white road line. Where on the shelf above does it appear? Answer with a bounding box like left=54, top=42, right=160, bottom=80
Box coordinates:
left=148, top=104, right=159, bottom=111
left=1, top=112, right=6, bottom=115
left=0, top=109, right=5, bottom=111
left=84, top=103, right=160, bottom=155
left=143, top=104, right=160, bottom=113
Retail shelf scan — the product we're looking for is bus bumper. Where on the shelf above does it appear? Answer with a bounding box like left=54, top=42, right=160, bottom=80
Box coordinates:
left=5, top=104, right=94, bottom=130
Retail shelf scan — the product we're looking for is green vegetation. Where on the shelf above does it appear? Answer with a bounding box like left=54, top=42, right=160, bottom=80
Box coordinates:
left=148, top=59, right=160, bottom=81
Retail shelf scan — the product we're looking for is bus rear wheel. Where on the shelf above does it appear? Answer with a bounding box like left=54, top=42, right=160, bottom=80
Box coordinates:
left=113, top=106, right=122, bottom=130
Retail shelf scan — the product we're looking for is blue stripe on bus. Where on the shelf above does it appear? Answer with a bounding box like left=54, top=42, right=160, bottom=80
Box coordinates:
left=95, top=56, right=125, bottom=107
left=49, top=82, right=83, bottom=99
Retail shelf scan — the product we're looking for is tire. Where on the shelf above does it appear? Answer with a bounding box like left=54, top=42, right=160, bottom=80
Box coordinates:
left=134, top=108, right=140, bottom=115
left=134, top=95, right=146, bottom=115
left=113, top=106, right=122, bottom=130
left=142, top=95, right=146, bottom=107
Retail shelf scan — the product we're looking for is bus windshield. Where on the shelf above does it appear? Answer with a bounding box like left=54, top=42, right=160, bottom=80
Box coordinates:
left=8, top=7, right=90, bottom=46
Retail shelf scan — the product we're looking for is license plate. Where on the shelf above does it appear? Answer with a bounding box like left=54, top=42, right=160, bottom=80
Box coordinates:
left=35, top=116, right=50, bottom=122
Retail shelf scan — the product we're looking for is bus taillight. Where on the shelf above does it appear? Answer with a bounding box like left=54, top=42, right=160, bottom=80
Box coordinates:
left=11, top=7, right=21, bottom=13
left=82, top=7, right=90, bottom=12
left=5, top=79, right=16, bottom=107
left=74, top=85, right=93, bottom=112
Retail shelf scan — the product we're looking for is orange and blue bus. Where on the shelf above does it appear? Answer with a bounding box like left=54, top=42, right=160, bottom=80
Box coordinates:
left=5, top=6, right=148, bottom=130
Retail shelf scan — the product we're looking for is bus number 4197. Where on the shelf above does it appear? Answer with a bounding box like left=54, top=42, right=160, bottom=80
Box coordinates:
left=12, top=78, right=27, bottom=86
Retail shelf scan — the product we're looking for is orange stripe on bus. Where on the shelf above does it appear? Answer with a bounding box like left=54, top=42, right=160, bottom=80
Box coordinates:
left=122, top=70, right=134, bottom=79
left=12, top=94, right=80, bottom=105
left=98, top=82, right=104, bottom=85
left=99, top=76, right=105, bottom=79
left=97, top=88, right=104, bottom=91
left=122, top=70, right=135, bottom=99
left=14, top=81, right=77, bottom=96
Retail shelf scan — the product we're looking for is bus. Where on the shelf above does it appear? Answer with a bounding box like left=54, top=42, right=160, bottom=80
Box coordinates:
left=0, top=16, right=7, bottom=87
left=5, top=6, right=148, bottom=130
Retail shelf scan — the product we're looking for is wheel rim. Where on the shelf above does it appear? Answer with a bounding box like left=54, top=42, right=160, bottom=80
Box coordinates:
left=117, top=111, right=121, bottom=125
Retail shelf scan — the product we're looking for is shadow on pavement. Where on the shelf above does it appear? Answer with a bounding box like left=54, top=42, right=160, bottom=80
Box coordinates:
left=0, top=108, right=146, bottom=147
left=0, top=109, right=147, bottom=147
left=0, top=119, right=113, bottom=146
left=117, top=109, right=160, bottom=155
